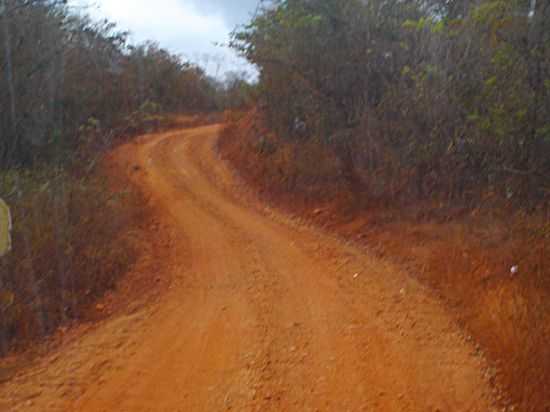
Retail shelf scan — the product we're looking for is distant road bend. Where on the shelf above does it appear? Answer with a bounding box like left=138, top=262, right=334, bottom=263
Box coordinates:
left=2, top=125, right=496, bottom=411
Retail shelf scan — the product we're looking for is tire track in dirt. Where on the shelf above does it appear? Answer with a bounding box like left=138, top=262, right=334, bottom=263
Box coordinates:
left=1, top=125, right=497, bottom=411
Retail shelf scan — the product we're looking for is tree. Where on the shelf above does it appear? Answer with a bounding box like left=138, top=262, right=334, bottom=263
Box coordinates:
left=232, top=0, right=550, bottom=202
left=0, top=0, right=220, bottom=168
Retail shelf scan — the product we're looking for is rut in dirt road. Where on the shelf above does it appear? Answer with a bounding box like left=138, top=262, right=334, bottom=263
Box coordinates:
left=2, top=126, right=497, bottom=412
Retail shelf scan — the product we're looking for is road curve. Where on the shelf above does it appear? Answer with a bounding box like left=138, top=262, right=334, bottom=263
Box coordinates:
left=3, top=125, right=497, bottom=411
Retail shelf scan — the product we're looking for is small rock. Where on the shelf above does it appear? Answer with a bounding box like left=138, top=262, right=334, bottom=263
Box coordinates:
left=96, top=303, right=105, bottom=311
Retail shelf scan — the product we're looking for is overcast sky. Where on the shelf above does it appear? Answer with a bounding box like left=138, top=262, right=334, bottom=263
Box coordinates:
left=70, top=0, right=260, bottom=78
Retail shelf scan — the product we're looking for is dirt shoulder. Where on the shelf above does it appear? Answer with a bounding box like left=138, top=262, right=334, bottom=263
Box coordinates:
left=218, top=114, right=550, bottom=412
left=0, top=134, right=180, bottom=411
left=2, top=125, right=497, bottom=411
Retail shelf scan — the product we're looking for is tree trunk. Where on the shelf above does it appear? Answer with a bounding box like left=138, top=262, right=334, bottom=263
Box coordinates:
left=527, top=0, right=549, bottom=164
left=1, top=0, right=17, bottom=167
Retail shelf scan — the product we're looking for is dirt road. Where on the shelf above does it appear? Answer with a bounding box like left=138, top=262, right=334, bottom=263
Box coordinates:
left=1, top=126, right=497, bottom=411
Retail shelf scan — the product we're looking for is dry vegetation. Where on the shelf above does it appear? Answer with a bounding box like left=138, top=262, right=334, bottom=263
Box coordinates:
left=224, top=2, right=550, bottom=409
left=219, top=110, right=550, bottom=411
left=0, top=0, right=232, bottom=355
left=2, top=0, right=549, bottom=409
left=0, top=166, right=143, bottom=351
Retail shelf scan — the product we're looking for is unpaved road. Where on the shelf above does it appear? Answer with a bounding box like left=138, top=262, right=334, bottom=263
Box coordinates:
left=1, top=125, right=497, bottom=411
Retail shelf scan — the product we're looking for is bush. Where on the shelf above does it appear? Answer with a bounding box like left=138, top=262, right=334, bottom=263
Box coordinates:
left=0, top=167, right=138, bottom=353
left=231, top=0, right=550, bottom=209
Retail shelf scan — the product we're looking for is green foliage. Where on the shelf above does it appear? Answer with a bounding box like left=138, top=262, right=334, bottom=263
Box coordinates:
left=0, top=0, right=228, bottom=352
left=0, top=1, right=219, bottom=169
left=472, top=1, right=510, bottom=24
left=233, top=0, right=550, bottom=204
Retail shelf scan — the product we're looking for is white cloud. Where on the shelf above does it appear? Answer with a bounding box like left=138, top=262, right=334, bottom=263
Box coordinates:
left=71, top=0, right=253, bottom=77
left=96, top=0, right=225, bottom=42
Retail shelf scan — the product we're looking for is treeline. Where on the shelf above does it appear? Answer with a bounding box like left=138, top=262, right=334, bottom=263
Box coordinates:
left=232, top=0, right=550, bottom=207
left=0, top=0, right=221, bottom=169
left=0, top=0, right=230, bottom=352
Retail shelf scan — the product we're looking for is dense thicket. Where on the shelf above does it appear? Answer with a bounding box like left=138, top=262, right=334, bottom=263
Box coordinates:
left=232, top=0, right=550, bottom=207
left=0, top=0, right=218, bottom=169
left=0, top=0, right=223, bottom=351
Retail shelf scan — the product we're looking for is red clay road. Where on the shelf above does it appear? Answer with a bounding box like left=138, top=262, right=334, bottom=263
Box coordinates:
left=1, top=125, right=497, bottom=411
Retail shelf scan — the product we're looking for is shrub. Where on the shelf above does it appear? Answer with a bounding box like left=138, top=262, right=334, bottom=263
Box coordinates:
left=0, top=167, right=138, bottom=353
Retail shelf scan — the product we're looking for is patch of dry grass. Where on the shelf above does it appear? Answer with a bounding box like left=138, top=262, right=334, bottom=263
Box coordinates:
left=0, top=167, right=142, bottom=353
left=219, top=111, right=550, bottom=411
